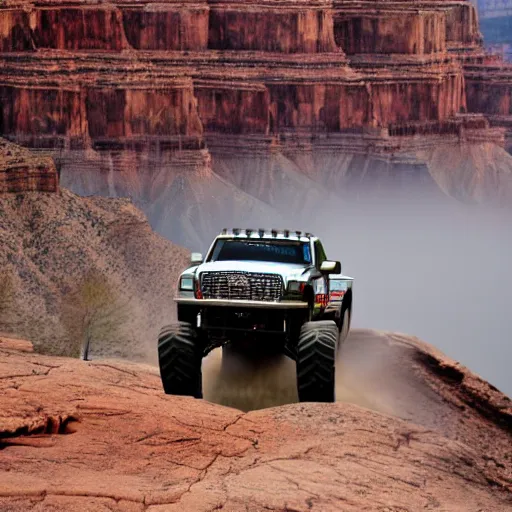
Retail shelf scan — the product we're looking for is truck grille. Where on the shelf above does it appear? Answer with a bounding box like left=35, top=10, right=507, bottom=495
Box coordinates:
left=200, top=272, right=283, bottom=302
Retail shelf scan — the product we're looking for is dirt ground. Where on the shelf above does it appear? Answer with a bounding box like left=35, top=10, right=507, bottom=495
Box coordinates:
left=1, top=330, right=511, bottom=511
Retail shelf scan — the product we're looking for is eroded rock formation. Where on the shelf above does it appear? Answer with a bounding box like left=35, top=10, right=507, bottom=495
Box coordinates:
left=2, top=0, right=512, bottom=245
left=465, top=58, right=512, bottom=151
left=0, top=137, right=58, bottom=192
left=1, top=0, right=505, bottom=140
left=0, top=332, right=511, bottom=510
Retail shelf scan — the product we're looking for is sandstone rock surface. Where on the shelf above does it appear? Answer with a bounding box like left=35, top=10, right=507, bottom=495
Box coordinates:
left=0, top=331, right=511, bottom=511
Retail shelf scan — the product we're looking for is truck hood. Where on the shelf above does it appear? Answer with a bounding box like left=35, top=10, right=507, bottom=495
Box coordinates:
left=195, top=260, right=310, bottom=283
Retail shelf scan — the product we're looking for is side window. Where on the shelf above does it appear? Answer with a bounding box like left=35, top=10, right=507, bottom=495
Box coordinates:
left=303, top=243, right=312, bottom=264
left=314, top=241, right=327, bottom=269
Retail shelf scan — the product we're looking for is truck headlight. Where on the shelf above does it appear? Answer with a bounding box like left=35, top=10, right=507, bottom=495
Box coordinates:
left=288, top=281, right=305, bottom=293
left=180, top=276, right=194, bottom=290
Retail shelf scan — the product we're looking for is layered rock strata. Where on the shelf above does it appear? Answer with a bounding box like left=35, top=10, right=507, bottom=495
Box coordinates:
left=465, top=59, right=512, bottom=151
left=2, top=0, right=512, bottom=245
left=0, top=0, right=209, bottom=52
left=0, top=137, right=58, bottom=193
left=0, top=0, right=500, bottom=142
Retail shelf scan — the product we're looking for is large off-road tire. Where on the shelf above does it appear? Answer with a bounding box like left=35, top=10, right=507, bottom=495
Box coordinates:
left=296, top=320, right=337, bottom=403
left=338, top=307, right=351, bottom=344
left=158, top=322, right=203, bottom=398
left=284, top=308, right=311, bottom=361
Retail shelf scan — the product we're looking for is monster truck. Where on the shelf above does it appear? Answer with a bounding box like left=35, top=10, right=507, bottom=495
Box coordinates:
left=158, top=229, right=354, bottom=402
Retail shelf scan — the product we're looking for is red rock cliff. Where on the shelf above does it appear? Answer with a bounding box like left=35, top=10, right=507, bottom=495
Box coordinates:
left=207, top=0, right=337, bottom=53
left=1, top=0, right=512, bottom=235
left=0, top=0, right=496, bottom=144
left=334, top=9, right=447, bottom=55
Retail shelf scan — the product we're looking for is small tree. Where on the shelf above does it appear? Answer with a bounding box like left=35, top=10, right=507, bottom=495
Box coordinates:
left=0, top=271, right=17, bottom=335
left=61, top=271, right=129, bottom=360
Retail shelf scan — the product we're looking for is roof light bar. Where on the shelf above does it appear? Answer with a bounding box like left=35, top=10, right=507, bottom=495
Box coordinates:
left=220, top=228, right=314, bottom=238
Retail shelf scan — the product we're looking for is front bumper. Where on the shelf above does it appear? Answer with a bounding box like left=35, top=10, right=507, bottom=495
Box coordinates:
left=175, top=298, right=308, bottom=309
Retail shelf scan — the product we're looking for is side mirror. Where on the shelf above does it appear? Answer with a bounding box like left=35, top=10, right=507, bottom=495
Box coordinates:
left=191, top=252, right=203, bottom=265
left=320, top=260, right=341, bottom=274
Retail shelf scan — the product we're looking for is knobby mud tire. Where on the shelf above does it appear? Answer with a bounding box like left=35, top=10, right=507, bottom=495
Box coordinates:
left=296, top=320, right=337, bottom=403
left=158, top=322, right=203, bottom=398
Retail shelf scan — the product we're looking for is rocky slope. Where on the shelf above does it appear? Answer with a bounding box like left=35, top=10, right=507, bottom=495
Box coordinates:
left=0, top=187, right=189, bottom=358
left=57, top=118, right=512, bottom=248
left=0, top=139, right=189, bottom=356
left=1, top=331, right=511, bottom=511
left=58, top=146, right=287, bottom=249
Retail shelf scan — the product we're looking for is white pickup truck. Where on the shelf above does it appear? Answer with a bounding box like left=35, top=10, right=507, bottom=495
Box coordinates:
left=158, top=228, right=353, bottom=402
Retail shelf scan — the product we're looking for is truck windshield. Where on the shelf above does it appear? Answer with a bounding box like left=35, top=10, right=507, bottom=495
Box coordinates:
left=209, top=239, right=312, bottom=265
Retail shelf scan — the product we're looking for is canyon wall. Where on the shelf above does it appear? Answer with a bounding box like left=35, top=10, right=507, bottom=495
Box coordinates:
left=334, top=10, right=447, bottom=55
left=0, top=0, right=209, bottom=51
left=2, top=0, right=512, bottom=245
left=464, top=59, right=512, bottom=151
left=1, top=0, right=493, bottom=141
left=207, top=0, right=338, bottom=53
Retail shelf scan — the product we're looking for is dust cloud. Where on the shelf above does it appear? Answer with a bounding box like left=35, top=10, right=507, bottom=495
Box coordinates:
left=200, top=336, right=388, bottom=415
left=199, top=187, right=512, bottom=403
left=311, top=191, right=512, bottom=397
left=202, top=346, right=298, bottom=412
left=202, top=329, right=460, bottom=434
